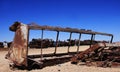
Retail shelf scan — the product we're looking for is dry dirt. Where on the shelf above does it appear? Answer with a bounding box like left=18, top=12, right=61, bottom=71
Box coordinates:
left=0, top=46, right=120, bottom=72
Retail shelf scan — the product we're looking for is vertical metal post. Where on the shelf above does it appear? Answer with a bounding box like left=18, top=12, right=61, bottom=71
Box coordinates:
left=40, top=29, right=44, bottom=60
left=77, top=33, right=81, bottom=53
left=68, top=32, right=72, bottom=53
left=90, top=34, right=94, bottom=48
left=93, top=34, right=95, bottom=41
left=54, top=31, right=59, bottom=54
left=110, top=35, right=113, bottom=43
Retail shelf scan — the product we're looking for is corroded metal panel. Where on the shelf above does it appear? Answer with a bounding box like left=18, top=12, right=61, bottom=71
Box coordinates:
left=6, top=22, right=28, bottom=67
left=71, top=43, right=101, bottom=63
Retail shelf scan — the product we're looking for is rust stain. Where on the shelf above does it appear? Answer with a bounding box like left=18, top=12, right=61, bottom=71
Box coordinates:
left=6, top=22, right=28, bottom=67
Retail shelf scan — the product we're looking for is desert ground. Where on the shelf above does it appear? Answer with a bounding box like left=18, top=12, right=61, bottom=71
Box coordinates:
left=0, top=46, right=120, bottom=72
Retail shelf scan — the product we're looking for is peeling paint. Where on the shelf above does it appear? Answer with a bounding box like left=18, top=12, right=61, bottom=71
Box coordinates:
left=6, top=22, right=28, bottom=67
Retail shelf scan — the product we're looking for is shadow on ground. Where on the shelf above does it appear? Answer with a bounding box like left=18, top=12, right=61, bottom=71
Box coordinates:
left=15, top=56, right=71, bottom=70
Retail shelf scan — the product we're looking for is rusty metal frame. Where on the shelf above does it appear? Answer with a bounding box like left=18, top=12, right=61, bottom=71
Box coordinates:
left=6, top=22, right=114, bottom=68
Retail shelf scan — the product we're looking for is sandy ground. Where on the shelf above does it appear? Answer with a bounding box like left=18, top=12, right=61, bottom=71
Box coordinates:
left=28, top=46, right=89, bottom=55
left=0, top=46, right=120, bottom=72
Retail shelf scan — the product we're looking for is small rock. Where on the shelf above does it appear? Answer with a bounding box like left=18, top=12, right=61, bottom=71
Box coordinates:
left=58, top=69, right=60, bottom=71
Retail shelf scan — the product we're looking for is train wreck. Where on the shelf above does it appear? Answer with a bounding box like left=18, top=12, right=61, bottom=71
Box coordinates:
left=6, top=21, right=119, bottom=70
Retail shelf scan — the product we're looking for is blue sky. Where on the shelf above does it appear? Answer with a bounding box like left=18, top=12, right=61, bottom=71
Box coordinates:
left=0, top=0, right=120, bottom=42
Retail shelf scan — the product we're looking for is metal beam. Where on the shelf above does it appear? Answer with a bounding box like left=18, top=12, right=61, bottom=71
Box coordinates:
left=29, top=25, right=113, bottom=36
left=90, top=34, right=94, bottom=47
left=68, top=32, right=72, bottom=53
left=110, top=35, right=113, bottom=43
left=77, top=33, right=81, bottom=53
left=93, top=34, right=95, bottom=41
left=54, top=31, right=59, bottom=54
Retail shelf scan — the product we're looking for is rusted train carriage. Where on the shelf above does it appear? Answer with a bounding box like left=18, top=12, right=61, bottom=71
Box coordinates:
left=5, top=22, right=113, bottom=69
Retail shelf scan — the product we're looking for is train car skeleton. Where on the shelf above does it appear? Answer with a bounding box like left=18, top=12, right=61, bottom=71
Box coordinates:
left=5, top=22, right=113, bottom=69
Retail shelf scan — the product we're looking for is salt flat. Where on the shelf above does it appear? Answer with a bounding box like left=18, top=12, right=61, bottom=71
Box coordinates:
left=0, top=46, right=120, bottom=72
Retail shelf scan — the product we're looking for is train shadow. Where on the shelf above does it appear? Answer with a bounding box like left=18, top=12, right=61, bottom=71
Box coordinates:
left=27, top=56, right=71, bottom=70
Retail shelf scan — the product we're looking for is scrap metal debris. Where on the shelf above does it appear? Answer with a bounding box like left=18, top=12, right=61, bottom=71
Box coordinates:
left=71, top=43, right=120, bottom=67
